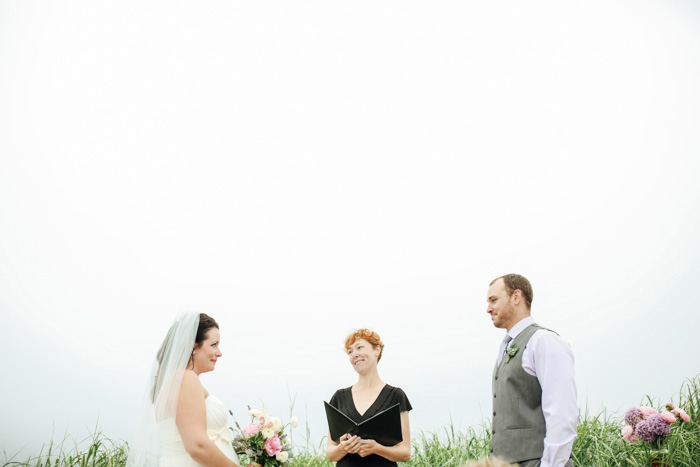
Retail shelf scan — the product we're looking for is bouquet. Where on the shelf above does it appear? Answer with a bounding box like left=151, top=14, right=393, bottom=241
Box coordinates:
left=622, top=403, right=691, bottom=447
left=230, top=405, right=298, bottom=467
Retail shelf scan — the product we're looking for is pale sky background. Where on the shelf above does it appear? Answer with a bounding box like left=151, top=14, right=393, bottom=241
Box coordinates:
left=1, top=0, right=700, bottom=461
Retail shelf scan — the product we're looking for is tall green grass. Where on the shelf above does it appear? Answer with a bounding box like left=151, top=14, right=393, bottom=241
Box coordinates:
left=4, top=376, right=699, bottom=467
left=2, top=433, right=128, bottom=467
left=570, top=376, right=700, bottom=467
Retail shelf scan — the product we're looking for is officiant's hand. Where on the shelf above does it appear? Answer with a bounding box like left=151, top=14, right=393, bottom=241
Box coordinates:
left=339, top=434, right=361, bottom=454
left=357, top=439, right=379, bottom=457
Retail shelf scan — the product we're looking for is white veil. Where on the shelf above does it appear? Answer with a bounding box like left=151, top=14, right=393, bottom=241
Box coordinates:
left=126, top=313, right=200, bottom=467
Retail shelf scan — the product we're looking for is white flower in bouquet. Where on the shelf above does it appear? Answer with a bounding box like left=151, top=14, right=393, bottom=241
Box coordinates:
left=270, top=417, right=283, bottom=432
left=289, top=416, right=298, bottom=428
left=248, top=408, right=262, bottom=418
left=261, top=428, right=275, bottom=440
left=275, top=451, right=289, bottom=463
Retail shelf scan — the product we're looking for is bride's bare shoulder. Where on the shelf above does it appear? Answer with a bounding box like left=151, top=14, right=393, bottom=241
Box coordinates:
left=180, top=370, right=205, bottom=395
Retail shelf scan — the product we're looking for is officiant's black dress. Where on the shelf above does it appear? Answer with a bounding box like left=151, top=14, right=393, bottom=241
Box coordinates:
left=329, top=384, right=412, bottom=467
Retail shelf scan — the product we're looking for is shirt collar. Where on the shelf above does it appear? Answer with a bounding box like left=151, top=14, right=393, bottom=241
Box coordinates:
left=507, top=316, right=534, bottom=340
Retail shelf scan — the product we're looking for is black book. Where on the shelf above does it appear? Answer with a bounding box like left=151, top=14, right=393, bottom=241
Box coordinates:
left=324, top=401, right=403, bottom=446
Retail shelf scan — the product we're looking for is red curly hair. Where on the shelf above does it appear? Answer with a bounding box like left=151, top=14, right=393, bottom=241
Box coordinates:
left=344, top=329, right=385, bottom=362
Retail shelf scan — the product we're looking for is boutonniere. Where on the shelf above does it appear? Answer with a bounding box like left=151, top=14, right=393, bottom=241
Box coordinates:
left=505, top=344, right=519, bottom=363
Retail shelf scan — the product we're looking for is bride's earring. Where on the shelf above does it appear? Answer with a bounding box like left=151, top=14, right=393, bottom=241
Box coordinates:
left=193, top=350, right=196, bottom=355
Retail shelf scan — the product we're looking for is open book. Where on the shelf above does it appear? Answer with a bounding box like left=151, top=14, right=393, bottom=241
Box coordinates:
left=324, top=401, right=403, bottom=446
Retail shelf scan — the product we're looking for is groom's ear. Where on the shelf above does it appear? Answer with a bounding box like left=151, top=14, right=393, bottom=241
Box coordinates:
left=511, top=289, right=522, bottom=305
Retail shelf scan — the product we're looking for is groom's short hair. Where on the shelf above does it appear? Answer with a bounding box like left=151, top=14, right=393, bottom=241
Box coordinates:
left=490, top=273, right=533, bottom=309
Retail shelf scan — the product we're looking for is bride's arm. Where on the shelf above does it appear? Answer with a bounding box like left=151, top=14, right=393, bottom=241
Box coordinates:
left=176, top=372, right=240, bottom=467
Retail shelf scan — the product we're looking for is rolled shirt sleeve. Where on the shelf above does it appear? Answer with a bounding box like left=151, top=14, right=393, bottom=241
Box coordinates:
left=521, top=330, right=578, bottom=467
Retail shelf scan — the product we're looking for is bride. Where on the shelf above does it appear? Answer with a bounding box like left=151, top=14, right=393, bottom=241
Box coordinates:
left=127, top=313, right=241, bottom=467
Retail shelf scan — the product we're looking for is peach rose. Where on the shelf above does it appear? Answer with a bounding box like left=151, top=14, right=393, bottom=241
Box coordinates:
left=622, top=425, right=638, bottom=443
left=660, top=411, right=676, bottom=424
left=639, top=406, right=658, bottom=419
left=674, top=407, right=691, bottom=423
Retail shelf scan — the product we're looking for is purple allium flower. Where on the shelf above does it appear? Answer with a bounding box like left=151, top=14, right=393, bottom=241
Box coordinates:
left=635, top=419, right=658, bottom=443
left=637, top=414, right=671, bottom=443
left=625, top=407, right=643, bottom=426
left=648, top=414, right=671, bottom=437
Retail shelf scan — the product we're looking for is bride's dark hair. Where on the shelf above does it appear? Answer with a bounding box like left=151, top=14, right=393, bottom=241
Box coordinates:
left=195, top=313, right=219, bottom=346
left=151, top=313, right=219, bottom=402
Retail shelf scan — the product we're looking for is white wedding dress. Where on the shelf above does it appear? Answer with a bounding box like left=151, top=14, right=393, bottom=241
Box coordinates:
left=158, top=395, right=240, bottom=467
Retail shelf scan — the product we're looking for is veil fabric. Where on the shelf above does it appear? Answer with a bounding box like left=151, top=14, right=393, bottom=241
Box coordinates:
left=126, top=313, right=200, bottom=467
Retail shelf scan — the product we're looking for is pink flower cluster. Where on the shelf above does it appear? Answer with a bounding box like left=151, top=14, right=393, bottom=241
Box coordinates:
left=622, top=403, right=691, bottom=444
left=674, top=406, right=691, bottom=423
left=264, top=435, right=282, bottom=456
left=242, top=422, right=261, bottom=437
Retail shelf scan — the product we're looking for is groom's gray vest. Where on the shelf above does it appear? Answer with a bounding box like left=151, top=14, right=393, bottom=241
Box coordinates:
left=491, top=323, right=547, bottom=463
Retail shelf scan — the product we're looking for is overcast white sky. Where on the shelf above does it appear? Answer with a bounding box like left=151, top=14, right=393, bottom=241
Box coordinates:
left=2, top=0, right=700, bottom=460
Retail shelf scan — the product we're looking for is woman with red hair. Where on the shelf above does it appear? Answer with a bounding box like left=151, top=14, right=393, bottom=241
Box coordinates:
left=325, top=329, right=412, bottom=467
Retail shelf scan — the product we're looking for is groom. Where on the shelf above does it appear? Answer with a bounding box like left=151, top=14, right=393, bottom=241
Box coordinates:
left=487, top=274, right=578, bottom=467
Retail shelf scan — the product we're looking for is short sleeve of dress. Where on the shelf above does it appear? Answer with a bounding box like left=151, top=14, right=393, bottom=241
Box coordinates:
left=392, top=387, right=412, bottom=413
left=329, top=389, right=341, bottom=409
left=329, top=388, right=355, bottom=417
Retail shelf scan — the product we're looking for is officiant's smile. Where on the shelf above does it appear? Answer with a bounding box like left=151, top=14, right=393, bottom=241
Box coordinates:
left=347, top=339, right=381, bottom=374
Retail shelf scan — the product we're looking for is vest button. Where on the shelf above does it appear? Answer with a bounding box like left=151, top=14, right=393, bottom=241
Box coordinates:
left=490, top=448, right=494, bottom=453
left=495, top=376, right=498, bottom=380
left=492, top=430, right=495, bottom=434
left=493, top=412, right=496, bottom=416
left=494, top=394, right=496, bottom=398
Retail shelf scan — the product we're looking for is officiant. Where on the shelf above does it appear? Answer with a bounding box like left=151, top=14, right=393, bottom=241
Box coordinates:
left=325, top=329, right=412, bottom=467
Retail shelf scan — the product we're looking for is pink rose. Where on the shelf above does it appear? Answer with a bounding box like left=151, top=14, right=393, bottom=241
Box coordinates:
left=660, top=411, right=676, bottom=424
left=242, top=423, right=261, bottom=436
left=621, top=425, right=638, bottom=443
left=639, top=406, right=658, bottom=419
left=264, top=435, right=282, bottom=456
left=674, top=407, right=691, bottom=423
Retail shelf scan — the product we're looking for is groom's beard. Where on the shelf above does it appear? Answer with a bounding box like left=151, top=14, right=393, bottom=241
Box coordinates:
left=492, top=301, right=514, bottom=329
